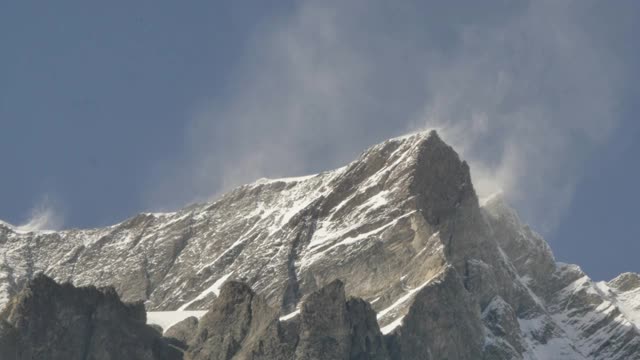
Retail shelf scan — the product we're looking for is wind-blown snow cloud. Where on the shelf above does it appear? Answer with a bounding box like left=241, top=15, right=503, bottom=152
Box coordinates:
left=415, top=0, right=621, bottom=231
left=16, top=195, right=64, bottom=233
left=152, top=0, right=627, bottom=234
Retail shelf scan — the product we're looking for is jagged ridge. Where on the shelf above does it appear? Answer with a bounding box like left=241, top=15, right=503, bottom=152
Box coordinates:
left=0, top=274, right=180, bottom=359
left=1, top=130, right=639, bottom=359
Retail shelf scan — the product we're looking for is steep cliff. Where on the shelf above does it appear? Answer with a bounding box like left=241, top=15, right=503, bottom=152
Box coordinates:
left=1, top=131, right=639, bottom=359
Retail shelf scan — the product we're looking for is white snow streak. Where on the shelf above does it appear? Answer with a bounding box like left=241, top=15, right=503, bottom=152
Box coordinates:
left=178, top=273, right=232, bottom=310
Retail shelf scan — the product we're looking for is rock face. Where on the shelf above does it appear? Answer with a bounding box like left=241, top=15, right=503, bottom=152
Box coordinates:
left=170, top=279, right=389, bottom=360
left=386, top=267, right=484, bottom=360
left=186, top=280, right=278, bottom=360
left=164, top=316, right=198, bottom=350
left=0, top=274, right=180, bottom=360
left=1, top=130, right=640, bottom=359
left=294, top=279, right=389, bottom=360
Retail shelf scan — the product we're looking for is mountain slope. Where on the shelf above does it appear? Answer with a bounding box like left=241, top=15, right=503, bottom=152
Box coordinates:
left=1, top=130, right=639, bottom=359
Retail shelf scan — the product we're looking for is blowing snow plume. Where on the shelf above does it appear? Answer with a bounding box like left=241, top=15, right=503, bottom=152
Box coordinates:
left=150, top=0, right=627, bottom=235
left=15, top=195, right=63, bottom=233
left=416, top=0, right=621, bottom=232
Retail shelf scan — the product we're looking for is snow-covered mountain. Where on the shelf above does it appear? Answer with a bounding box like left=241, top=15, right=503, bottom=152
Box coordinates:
left=1, top=130, right=639, bottom=359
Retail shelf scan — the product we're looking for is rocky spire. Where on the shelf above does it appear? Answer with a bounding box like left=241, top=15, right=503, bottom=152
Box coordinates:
left=170, top=279, right=389, bottom=359
left=410, top=130, right=478, bottom=226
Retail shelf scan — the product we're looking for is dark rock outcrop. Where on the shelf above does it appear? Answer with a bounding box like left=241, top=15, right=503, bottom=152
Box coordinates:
left=346, top=297, right=389, bottom=360
left=0, top=274, right=180, bottom=360
left=387, top=267, right=484, bottom=360
left=182, top=279, right=389, bottom=360
left=165, top=316, right=199, bottom=350
left=295, top=280, right=389, bottom=360
left=185, top=281, right=279, bottom=360
left=295, top=279, right=351, bottom=359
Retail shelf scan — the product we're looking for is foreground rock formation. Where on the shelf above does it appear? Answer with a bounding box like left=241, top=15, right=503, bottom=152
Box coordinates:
left=0, top=274, right=180, bottom=360
left=178, top=279, right=389, bottom=360
left=0, top=275, right=391, bottom=359
left=1, top=130, right=639, bottom=358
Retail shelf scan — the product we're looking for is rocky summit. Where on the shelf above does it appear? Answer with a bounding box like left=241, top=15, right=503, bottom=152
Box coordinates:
left=0, top=130, right=639, bottom=359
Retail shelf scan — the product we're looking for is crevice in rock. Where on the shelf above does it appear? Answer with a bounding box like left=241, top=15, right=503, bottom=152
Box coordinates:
left=153, top=216, right=194, bottom=293
left=281, top=200, right=322, bottom=313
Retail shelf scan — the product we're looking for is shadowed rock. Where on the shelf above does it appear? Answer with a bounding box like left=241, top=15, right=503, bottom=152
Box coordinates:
left=185, top=281, right=279, bottom=360
left=0, top=274, right=181, bottom=360
left=387, top=267, right=484, bottom=360
left=346, top=297, right=389, bottom=360
left=295, top=279, right=351, bottom=359
left=165, top=316, right=199, bottom=350
left=180, top=279, right=389, bottom=360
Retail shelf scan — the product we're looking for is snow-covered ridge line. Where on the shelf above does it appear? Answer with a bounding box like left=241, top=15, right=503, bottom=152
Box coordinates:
left=249, top=130, right=434, bottom=187
left=0, top=219, right=57, bottom=235
left=3, top=130, right=640, bottom=359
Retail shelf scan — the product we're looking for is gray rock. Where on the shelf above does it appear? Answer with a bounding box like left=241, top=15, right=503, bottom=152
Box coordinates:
left=182, top=279, right=389, bottom=360
left=346, top=297, right=389, bottom=360
left=165, top=316, right=199, bottom=349
left=482, top=296, right=525, bottom=355
left=0, top=319, right=20, bottom=359
left=295, top=279, right=351, bottom=359
left=1, top=130, right=640, bottom=359
left=0, top=274, right=181, bottom=360
left=185, top=281, right=278, bottom=360
left=387, top=267, right=484, bottom=360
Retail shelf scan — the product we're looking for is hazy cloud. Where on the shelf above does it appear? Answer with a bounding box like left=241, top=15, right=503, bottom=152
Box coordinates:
left=152, top=0, right=626, bottom=235
left=16, top=194, right=64, bottom=232
left=417, top=0, right=620, bottom=231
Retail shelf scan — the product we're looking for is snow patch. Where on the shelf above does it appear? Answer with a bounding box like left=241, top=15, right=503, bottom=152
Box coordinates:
left=376, top=271, right=442, bottom=328
left=279, top=309, right=300, bottom=321
left=380, top=315, right=405, bottom=334
left=178, top=273, right=233, bottom=310
left=147, top=311, right=207, bottom=333
left=595, top=281, right=640, bottom=327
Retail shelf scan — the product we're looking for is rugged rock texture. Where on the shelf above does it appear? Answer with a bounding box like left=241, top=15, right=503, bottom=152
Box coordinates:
left=345, top=297, right=389, bottom=360
left=294, top=279, right=389, bottom=360
left=186, top=280, right=278, bottom=360
left=178, top=279, right=388, bottom=360
left=0, top=274, right=180, bottom=360
left=295, top=280, right=351, bottom=359
left=0, top=320, right=19, bottom=359
left=165, top=316, right=199, bottom=350
left=1, top=130, right=639, bottom=359
left=387, top=267, right=484, bottom=360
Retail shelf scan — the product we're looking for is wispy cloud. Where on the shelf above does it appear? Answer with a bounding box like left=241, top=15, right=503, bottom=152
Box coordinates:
left=150, top=0, right=627, bottom=235
left=16, top=194, right=64, bottom=233
left=416, top=0, right=621, bottom=231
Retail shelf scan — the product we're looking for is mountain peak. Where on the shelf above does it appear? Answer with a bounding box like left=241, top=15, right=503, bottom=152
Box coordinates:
left=409, top=130, right=478, bottom=225
left=608, top=272, right=640, bottom=292
left=2, top=131, right=640, bottom=359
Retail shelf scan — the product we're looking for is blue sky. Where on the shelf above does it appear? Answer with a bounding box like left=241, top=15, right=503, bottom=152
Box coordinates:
left=1, top=1, right=638, bottom=280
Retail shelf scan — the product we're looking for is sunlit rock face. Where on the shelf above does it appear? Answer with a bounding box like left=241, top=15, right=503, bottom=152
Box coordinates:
left=1, top=130, right=639, bottom=359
